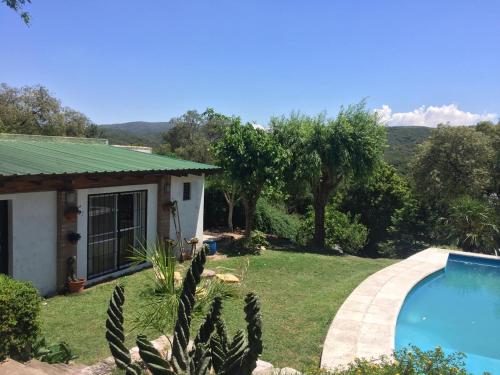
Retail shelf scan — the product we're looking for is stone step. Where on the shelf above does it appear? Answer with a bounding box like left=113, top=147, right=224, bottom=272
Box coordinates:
left=0, top=359, right=47, bottom=375
left=0, top=359, right=85, bottom=375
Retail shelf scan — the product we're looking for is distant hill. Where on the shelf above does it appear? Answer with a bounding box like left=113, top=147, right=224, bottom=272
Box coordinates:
left=99, top=121, right=433, bottom=174
left=385, top=126, right=433, bottom=174
left=99, top=121, right=172, bottom=146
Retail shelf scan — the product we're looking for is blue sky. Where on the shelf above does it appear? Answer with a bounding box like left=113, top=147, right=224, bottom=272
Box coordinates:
left=1, top=0, right=499, bottom=126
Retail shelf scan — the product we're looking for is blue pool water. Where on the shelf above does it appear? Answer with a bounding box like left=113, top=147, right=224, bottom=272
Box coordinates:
left=396, top=254, right=500, bottom=374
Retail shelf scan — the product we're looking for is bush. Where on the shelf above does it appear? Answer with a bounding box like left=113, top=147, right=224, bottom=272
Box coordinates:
left=228, top=230, right=270, bottom=256
left=444, top=196, right=499, bottom=254
left=254, top=198, right=301, bottom=240
left=298, top=206, right=368, bottom=254
left=0, top=275, right=41, bottom=360
left=305, top=346, right=469, bottom=375
left=379, top=198, right=430, bottom=258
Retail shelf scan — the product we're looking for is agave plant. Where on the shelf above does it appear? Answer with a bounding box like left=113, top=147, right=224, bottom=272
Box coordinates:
left=105, top=249, right=262, bottom=375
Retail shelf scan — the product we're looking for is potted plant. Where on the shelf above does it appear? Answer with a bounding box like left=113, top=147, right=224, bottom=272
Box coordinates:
left=64, top=206, right=81, bottom=222
left=67, top=232, right=81, bottom=245
left=66, top=256, right=85, bottom=293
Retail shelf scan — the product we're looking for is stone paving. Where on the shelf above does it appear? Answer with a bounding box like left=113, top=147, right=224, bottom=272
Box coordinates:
left=320, top=247, right=452, bottom=371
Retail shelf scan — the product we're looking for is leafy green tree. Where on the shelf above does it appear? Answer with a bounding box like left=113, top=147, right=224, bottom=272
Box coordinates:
left=213, top=121, right=287, bottom=236
left=2, top=0, right=31, bottom=24
left=272, top=103, right=386, bottom=248
left=340, top=162, right=413, bottom=256
left=159, top=108, right=230, bottom=164
left=0, top=83, right=98, bottom=138
left=411, top=125, right=494, bottom=205
left=476, top=120, right=500, bottom=194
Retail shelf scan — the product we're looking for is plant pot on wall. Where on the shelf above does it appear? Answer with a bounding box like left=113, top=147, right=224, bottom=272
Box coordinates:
left=67, top=278, right=85, bottom=293
left=67, top=232, right=81, bottom=245
left=64, top=206, right=81, bottom=222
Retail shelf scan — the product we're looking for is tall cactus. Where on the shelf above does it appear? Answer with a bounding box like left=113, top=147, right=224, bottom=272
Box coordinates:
left=105, top=248, right=263, bottom=375
left=105, top=285, right=142, bottom=375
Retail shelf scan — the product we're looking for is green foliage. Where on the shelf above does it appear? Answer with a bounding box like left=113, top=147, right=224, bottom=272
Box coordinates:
left=0, top=274, right=41, bottom=360
left=157, top=108, right=232, bottom=164
left=384, top=126, right=432, bottom=175
left=476, top=121, right=500, bottom=195
left=444, top=196, right=499, bottom=254
left=129, top=241, right=238, bottom=334
left=254, top=199, right=301, bottom=240
left=306, top=347, right=470, bottom=375
left=378, top=197, right=430, bottom=258
left=225, top=230, right=270, bottom=256
left=214, top=119, right=288, bottom=236
left=2, top=0, right=31, bottom=24
left=105, top=249, right=263, bottom=375
left=340, top=163, right=413, bottom=257
left=33, top=337, right=77, bottom=364
left=298, top=206, right=368, bottom=255
left=411, top=125, right=494, bottom=205
left=272, top=102, right=386, bottom=247
left=0, top=83, right=100, bottom=138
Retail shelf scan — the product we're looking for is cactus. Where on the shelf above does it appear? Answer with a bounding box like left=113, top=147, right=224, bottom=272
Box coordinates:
left=105, top=284, right=142, bottom=375
left=105, top=248, right=263, bottom=375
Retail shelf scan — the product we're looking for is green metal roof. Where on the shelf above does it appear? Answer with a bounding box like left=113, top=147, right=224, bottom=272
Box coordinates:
left=0, top=134, right=219, bottom=177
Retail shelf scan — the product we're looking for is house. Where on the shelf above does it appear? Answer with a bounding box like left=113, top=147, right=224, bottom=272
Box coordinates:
left=0, top=133, right=219, bottom=295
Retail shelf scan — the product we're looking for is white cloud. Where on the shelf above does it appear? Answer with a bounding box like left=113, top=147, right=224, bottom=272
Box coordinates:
left=374, top=104, right=497, bottom=127
left=252, top=123, right=266, bottom=130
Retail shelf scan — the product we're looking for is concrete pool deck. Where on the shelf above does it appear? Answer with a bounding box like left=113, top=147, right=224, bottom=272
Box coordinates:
left=320, top=247, right=454, bottom=370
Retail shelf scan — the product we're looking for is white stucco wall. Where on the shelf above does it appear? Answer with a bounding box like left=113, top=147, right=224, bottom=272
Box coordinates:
left=76, top=183, right=158, bottom=281
left=169, top=174, right=204, bottom=247
left=0, top=191, right=57, bottom=295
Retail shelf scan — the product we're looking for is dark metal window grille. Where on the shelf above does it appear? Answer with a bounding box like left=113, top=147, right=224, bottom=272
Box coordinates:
left=87, top=190, right=147, bottom=279
left=183, top=182, right=191, bottom=201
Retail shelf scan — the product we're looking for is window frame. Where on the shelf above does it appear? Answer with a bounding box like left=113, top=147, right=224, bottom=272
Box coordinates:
left=183, top=182, right=191, bottom=201
left=87, top=189, right=147, bottom=279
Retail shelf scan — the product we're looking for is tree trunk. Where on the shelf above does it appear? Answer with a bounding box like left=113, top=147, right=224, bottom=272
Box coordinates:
left=242, top=198, right=256, bottom=238
left=227, top=200, right=234, bottom=232
left=313, top=199, right=326, bottom=248
left=312, top=172, right=336, bottom=248
left=223, top=191, right=236, bottom=232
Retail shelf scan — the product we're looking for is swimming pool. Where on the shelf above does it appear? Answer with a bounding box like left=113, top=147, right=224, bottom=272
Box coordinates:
left=396, top=253, right=500, bottom=374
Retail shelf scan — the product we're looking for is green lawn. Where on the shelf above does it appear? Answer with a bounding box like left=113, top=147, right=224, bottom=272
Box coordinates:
left=40, top=249, right=395, bottom=371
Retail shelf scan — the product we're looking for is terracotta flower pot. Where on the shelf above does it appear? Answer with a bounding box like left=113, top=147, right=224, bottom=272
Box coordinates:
left=67, top=278, right=85, bottom=293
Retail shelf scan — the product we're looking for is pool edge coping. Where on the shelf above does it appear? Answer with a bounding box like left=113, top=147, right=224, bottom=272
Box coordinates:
left=320, top=248, right=500, bottom=371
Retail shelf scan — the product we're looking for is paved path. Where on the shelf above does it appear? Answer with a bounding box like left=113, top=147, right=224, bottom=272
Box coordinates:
left=320, top=247, right=451, bottom=370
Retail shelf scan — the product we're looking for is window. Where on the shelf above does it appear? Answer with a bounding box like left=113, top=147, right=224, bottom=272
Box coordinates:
left=87, top=190, right=147, bottom=278
left=183, top=182, right=191, bottom=201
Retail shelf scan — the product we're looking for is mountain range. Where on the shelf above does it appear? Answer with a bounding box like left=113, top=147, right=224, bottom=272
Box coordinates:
left=99, top=122, right=433, bottom=174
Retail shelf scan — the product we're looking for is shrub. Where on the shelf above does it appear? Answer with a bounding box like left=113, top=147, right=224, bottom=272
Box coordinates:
left=228, top=230, right=270, bottom=256
left=305, top=346, right=469, bottom=375
left=254, top=198, right=301, bottom=240
left=378, top=198, right=430, bottom=258
left=0, top=275, right=41, bottom=360
left=33, top=337, right=77, bottom=364
left=445, top=196, right=499, bottom=254
left=298, top=206, right=368, bottom=254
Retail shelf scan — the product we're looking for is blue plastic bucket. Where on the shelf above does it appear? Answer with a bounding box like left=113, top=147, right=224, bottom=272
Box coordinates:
left=203, top=240, right=217, bottom=255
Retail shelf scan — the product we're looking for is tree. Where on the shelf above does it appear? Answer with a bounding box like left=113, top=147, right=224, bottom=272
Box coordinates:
left=213, top=121, right=287, bottom=237
left=272, top=103, right=386, bottom=248
left=0, top=83, right=98, bottom=138
left=159, top=108, right=229, bottom=164
left=340, top=162, right=413, bottom=256
left=476, top=120, right=500, bottom=195
left=411, top=125, right=494, bottom=205
left=207, top=173, right=240, bottom=231
left=2, top=0, right=31, bottom=24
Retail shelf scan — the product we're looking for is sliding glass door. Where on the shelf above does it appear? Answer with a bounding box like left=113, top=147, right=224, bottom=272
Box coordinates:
left=87, top=190, right=147, bottom=278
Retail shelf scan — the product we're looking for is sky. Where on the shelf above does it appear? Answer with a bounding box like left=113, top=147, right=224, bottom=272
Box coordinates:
left=1, top=0, right=499, bottom=126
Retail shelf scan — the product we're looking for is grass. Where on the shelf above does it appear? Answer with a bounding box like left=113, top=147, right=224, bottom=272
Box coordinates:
left=40, top=249, right=395, bottom=371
